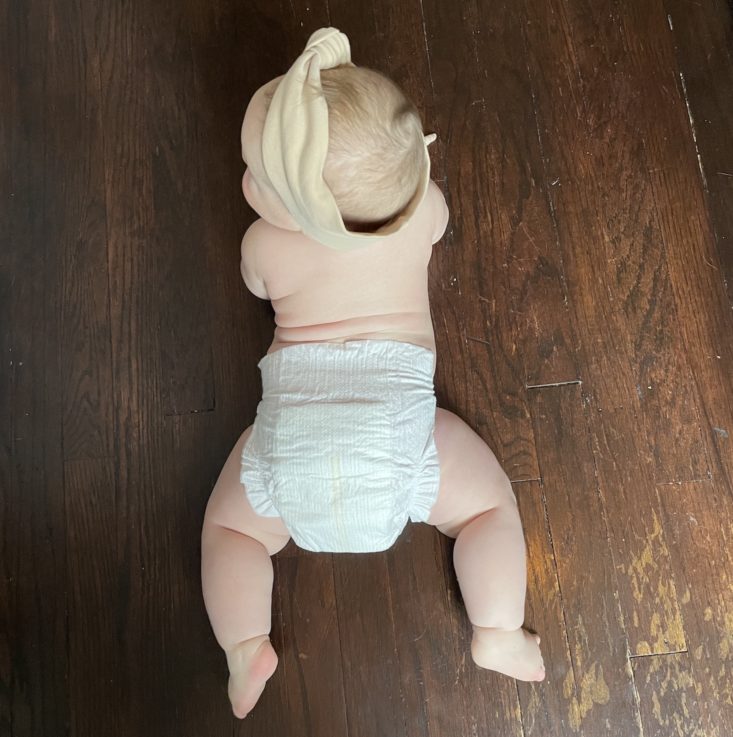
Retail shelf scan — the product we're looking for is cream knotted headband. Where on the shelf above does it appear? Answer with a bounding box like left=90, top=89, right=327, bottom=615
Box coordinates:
left=261, top=27, right=435, bottom=250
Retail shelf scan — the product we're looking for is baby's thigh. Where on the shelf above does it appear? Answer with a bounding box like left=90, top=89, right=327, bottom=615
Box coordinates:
left=203, top=426, right=290, bottom=554
left=427, top=408, right=516, bottom=536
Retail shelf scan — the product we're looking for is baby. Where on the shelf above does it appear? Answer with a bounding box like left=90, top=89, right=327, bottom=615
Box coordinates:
left=201, top=28, right=544, bottom=720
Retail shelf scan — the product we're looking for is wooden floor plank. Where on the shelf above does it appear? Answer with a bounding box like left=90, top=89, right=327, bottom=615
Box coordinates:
left=147, top=3, right=215, bottom=417
left=47, top=0, right=114, bottom=462
left=93, top=0, right=167, bottom=730
left=530, top=385, right=642, bottom=736
left=385, top=527, right=470, bottom=737
left=420, top=0, right=541, bottom=483
left=657, top=481, right=733, bottom=736
left=473, top=0, right=580, bottom=391
left=1, top=0, right=18, bottom=728
left=187, top=0, right=283, bottom=441
left=333, top=554, right=408, bottom=737
left=4, top=2, right=70, bottom=734
left=525, top=0, right=709, bottom=487
left=276, top=554, right=350, bottom=737
left=665, top=0, right=733, bottom=308
left=632, top=653, right=708, bottom=737
left=0, top=273, right=12, bottom=736
left=515, top=481, right=577, bottom=737
left=163, top=414, right=237, bottom=735
left=522, top=0, right=696, bottom=655
left=621, top=0, right=733, bottom=494
left=64, top=459, right=127, bottom=735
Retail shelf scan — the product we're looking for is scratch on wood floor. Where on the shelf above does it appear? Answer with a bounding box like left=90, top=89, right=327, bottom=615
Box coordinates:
left=678, top=70, right=709, bottom=191
left=466, top=335, right=491, bottom=348
left=416, top=0, right=435, bottom=98
left=519, top=220, right=541, bottom=253
left=526, top=379, right=582, bottom=389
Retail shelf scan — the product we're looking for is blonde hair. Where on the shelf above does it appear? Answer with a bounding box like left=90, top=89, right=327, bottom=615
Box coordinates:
left=319, top=66, right=426, bottom=229
left=265, top=66, right=426, bottom=230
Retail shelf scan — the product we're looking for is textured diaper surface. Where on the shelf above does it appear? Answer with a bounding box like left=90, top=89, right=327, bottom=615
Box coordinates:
left=241, top=340, right=439, bottom=553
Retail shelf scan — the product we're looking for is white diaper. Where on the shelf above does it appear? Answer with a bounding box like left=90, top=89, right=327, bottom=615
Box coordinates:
left=240, top=340, right=440, bottom=553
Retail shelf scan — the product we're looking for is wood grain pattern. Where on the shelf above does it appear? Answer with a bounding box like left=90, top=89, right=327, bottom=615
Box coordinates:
left=276, top=554, right=350, bottom=737
left=632, top=653, right=707, bottom=737
left=47, top=0, right=114, bottom=462
left=515, top=481, right=577, bottom=737
left=333, top=554, right=407, bottom=737
left=64, top=459, right=126, bottom=735
left=187, top=0, right=280, bottom=439
left=625, top=0, right=733, bottom=496
left=93, top=0, right=166, bottom=731
left=147, top=1, right=215, bottom=417
left=530, top=385, right=642, bottom=735
left=523, top=0, right=710, bottom=486
left=658, top=481, right=733, bottom=736
left=421, top=0, right=541, bottom=482
left=522, top=0, right=694, bottom=655
left=3, top=2, right=70, bottom=734
left=386, top=527, right=471, bottom=737
left=665, top=0, right=733, bottom=309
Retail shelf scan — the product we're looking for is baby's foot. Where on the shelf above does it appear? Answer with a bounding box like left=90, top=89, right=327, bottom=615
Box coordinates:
left=225, top=635, right=279, bottom=719
left=471, top=626, right=545, bottom=682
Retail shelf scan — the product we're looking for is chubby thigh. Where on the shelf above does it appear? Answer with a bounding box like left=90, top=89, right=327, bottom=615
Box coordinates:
left=203, top=426, right=291, bottom=555
left=427, top=408, right=516, bottom=537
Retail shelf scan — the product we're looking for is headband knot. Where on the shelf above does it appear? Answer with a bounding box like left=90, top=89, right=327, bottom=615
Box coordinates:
left=303, top=27, right=351, bottom=71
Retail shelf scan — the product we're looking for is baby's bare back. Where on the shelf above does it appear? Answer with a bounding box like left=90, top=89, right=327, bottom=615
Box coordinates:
left=242, top=181, right=448, bottom=355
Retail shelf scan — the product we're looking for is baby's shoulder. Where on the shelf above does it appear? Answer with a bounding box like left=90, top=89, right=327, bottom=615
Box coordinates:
left=243, top=218, right=314, bottom=266
left=242, top=218, right=320, bottom=292
left=243, top=217, right=307, bottom=249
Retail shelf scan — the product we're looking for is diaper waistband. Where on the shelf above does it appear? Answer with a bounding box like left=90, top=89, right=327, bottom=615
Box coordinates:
left=258, top=340, right=435, bottom=399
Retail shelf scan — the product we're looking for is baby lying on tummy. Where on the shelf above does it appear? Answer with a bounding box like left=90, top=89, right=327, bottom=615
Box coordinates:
left=201, top=28, right=545, bottom=720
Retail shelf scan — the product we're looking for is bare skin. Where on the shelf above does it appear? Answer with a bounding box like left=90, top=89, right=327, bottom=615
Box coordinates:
left=202, top=83, right=544, bottom=720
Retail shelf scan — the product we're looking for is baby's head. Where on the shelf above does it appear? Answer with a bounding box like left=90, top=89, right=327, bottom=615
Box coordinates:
left=241, top=64, right=427, bottom=234
left=318, top=66, right=426, bottom=230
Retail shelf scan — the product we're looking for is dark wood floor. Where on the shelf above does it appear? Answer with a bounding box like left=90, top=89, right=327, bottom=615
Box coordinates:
left=2, top=0, right=733, bottom=735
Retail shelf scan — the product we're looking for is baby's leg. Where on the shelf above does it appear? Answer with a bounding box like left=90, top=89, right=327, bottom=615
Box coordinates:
left=428, top=409, right=545, bottom=681
left=201, top=426, right=291, bottom=718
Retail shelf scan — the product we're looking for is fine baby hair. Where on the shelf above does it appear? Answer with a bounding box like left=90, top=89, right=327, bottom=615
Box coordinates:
left=264, top=66, right=427, bottom=230
left=319, top=65, right=427, bottom=229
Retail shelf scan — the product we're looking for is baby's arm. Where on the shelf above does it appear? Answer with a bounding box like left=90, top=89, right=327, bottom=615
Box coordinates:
left=429, top=180, right=450, bottom=244
left=240, top=220, right=269, bottom=300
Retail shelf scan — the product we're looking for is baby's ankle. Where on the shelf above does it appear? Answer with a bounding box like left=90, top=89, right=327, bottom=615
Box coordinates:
left=226, top=635, right=271, bottom=669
